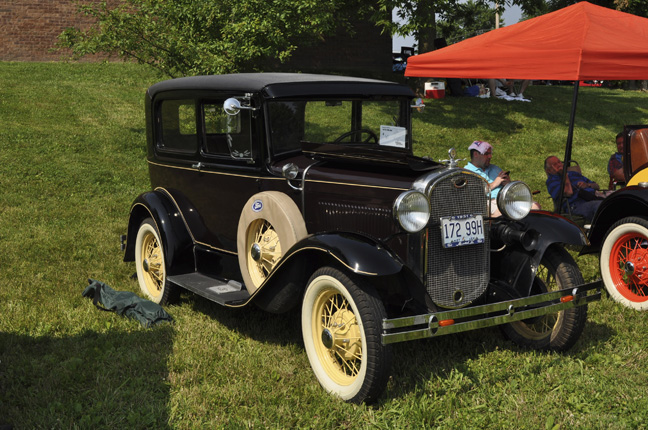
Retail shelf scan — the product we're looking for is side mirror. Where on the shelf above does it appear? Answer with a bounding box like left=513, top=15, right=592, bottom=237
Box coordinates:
left=223, top=98, right=258, bottom=116
left=224, top=98, right=243, bottom=116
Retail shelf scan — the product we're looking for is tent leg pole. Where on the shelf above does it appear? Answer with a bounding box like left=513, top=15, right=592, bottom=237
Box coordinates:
left=556, top=81, right=580, bottom=212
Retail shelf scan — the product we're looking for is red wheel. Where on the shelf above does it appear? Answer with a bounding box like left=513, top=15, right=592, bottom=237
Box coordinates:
left=601, top=217, right=648, bottom=310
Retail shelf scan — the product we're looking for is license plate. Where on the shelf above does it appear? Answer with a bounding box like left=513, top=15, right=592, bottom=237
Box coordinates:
left=440, top=214, right=485, bottom=248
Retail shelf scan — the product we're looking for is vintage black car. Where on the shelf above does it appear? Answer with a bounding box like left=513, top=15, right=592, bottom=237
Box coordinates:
left=121, top=73, right=600, bottom=403
left=583, top=125, right=648, bottom=310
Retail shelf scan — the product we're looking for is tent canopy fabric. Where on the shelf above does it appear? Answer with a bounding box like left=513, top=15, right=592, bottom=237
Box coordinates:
left=405, top=2, right=648, bottom=81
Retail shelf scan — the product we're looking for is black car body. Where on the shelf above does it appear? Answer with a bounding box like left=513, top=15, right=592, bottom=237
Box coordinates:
left=122, top=73, right=600, bottom=402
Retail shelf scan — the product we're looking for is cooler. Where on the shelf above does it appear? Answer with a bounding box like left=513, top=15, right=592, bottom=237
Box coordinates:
left=424, top=81, right=445, bottom=99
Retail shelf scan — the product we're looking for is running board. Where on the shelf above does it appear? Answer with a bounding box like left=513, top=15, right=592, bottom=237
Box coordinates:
left=167, top=273, right=250, bottom=306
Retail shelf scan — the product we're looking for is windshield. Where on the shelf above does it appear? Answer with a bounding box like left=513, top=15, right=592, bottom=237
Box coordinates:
left=267, top=99, right=409, bottom=156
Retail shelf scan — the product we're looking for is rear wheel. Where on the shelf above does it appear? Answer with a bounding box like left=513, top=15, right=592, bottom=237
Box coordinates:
left=135, top=218, right=177, bottom=305
left=600, top=216, right=648, bottom=310
left=501, top=246, right=587, bottom=351
left=301, top=267, right=392, bottom=403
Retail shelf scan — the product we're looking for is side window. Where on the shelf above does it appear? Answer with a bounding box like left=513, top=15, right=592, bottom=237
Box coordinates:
left=158, top=99, right=197, bottom=153
left=203, top=102, right=252, bottom=159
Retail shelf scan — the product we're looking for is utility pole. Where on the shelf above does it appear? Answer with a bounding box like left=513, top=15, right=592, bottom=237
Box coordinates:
left=495, top=2, right=500, bottom=28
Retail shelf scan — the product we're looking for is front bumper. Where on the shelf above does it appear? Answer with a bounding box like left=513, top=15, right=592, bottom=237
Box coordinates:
left=382, top=280, right=601, bottom=345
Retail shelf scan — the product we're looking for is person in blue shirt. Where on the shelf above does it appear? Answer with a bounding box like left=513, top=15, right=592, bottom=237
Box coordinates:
left=465, top=140, right=541, bottom=217
left=608, top=131, right=625, bottom=185
left=464, top=141, right=511, bottom=217
left=544, top=155, right=602, bottom=222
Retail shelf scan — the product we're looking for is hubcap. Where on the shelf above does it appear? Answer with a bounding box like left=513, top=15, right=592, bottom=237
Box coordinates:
left=625, top=261, right=635, bottom=276
left=250, top=243, right=261, bottom=262
left=321, top=329, right=334, bottom=349
left=143, top=258, right=150, bottom=272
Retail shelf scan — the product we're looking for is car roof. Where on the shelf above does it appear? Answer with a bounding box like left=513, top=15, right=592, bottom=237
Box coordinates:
left=147, top=73, right=415, bottom=99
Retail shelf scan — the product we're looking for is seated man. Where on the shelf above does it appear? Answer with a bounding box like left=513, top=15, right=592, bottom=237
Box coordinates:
left=465, top=141, right=540, bottom=217
left=608, top=131, right=625, bottom=186
left=544, top=156, right=602, bottom=222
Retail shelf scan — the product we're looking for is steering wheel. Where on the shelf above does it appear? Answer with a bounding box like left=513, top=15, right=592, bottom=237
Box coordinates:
left=333, top=129, right=379, bottom=144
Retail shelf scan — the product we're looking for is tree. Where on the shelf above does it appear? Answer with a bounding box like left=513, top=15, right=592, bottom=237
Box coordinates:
left=58, top=0, right=360, bottom=77
left=436, top=0, right=501, bottom=44
left=375, top=0, right=513, bottom=54
left=374, top=0, right=454, bottom=54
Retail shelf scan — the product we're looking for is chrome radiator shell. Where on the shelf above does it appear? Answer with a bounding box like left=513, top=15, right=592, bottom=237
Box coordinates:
left=414, top=169, right=490, bottom=309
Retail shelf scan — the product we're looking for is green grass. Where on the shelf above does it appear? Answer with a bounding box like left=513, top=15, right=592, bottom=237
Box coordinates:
left=1, top=62, right=648, bottom=429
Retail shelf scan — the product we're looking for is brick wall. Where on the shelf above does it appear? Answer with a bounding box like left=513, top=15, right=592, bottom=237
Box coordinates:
left=0, top=1, right=113, bottom=61
left=0, top=1, right=392, bottom=75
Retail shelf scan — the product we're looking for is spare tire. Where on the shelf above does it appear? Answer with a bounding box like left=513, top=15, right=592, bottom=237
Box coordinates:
left=237, top=192, right=307, bottom=293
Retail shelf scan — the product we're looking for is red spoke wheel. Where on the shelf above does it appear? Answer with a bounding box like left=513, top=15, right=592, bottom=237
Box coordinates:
left=601, top=216, right=648, bottom=310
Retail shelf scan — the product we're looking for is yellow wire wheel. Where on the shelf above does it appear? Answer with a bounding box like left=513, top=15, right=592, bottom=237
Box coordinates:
left=502, top=246, right=587, bottom=351
left=135, top=218, right=175, bottom=305
left=302, top=267, right=391, bottom=403
left=237, top=192, right=307, bottom=294
left=245, top=219, right=282, bottom=287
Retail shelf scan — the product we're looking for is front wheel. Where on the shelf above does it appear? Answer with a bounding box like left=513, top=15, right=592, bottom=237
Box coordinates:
left=501, top=246, right=587, bottom=351
left=301, top=267, right=392, bottom=403
left=600, top=216, right=648, bottom=310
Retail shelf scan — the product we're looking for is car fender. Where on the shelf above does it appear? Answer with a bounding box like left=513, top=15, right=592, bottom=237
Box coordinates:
left=585, top=187, right=648, bottom=251
left=124, top=189, right=194, bottom=275
left=491, top=211, right=588, bottom=296
left=254, top=231, right=429, bottom=315
left=280, top=232, right=404, bottom=277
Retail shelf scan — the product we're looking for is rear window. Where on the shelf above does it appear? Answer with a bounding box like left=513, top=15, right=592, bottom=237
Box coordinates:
left=157, top=99, right=198, bottom=154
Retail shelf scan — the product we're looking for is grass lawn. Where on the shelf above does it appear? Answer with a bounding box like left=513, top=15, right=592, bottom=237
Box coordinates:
left=1, top=62, right=648, bottom=429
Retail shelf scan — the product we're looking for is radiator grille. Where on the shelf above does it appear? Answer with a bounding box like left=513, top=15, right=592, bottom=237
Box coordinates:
left=425, top=172, right=490, bottom=308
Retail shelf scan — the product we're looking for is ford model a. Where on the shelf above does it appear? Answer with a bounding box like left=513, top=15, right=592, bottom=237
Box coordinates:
left=121, top=74, right=600, bottom=403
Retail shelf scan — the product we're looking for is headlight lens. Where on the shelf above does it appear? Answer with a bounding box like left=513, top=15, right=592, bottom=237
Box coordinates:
left=394, top=190, right=430, bottom=233
left=497, top=181, right=533, bottom=220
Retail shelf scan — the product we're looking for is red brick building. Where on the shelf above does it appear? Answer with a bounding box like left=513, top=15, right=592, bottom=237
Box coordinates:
left=0, top=1, right=391, bottom=75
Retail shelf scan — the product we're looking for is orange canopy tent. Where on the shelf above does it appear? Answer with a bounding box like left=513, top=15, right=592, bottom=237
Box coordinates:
left=405, top=2, right=648, bottom=211
left=405, top=2, right=648, bottom=81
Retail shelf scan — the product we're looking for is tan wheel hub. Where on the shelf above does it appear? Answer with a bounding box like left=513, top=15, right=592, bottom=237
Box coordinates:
left=323, top=309, right=361, bottom=361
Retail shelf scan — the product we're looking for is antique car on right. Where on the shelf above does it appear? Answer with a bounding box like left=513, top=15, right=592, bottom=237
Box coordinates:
left=583, top=126, right=648, bottom=310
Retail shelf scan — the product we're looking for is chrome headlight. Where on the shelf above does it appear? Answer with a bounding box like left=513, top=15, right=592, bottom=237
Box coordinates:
left=497, top=181, right=533, bottom=220
left=394, top=190, right=430, bottom=233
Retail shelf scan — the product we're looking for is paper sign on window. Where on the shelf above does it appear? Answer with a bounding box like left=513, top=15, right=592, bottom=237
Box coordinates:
left=379, top=126, right=407, bottom=148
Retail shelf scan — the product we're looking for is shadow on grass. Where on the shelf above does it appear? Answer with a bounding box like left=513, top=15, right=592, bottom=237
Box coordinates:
left=181, top=292, right=303, bottom=345
left=0, top=326, right=174, bottom=429
left=178, top=289, right=615, bottom=403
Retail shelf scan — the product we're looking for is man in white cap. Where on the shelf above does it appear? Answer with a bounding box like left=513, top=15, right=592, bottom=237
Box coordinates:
left=464, top=140, right=511, bottom=217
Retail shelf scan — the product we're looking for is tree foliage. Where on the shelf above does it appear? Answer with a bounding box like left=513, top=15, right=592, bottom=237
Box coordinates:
left=58, top=0, right=359, bottom=77
left=437, top=0, right=501, bottom=44
left=375, top=0, right=507, bottom=54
